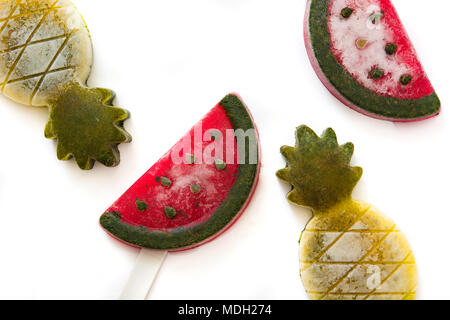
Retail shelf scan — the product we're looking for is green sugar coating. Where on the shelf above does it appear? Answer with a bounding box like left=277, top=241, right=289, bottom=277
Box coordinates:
left=45, top=82, right=132, bottom=170
left=277, top=126, right=362, bottom=212
left=136, top=200, right=148, bottom=212
left=100, top=94, right=259, bottom=250
left=308, top=0, right=440, bottom=120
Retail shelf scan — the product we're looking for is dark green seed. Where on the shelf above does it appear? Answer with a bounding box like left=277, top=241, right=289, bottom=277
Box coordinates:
left=160, top=176, right=172, bottom=188
left=369, top=68, right=385, bottom=80
left=385, top=43, right=398, bottom=55
left=164, top=206, right=178, bottom=219
left=190, top=183, right=202, bottom=194
left=341, top=7, right=354, bottom=18
left=214, top=159, right=226, bottom=171
left=400, top=74, right=413, bottom=85
left=136, top=200, right=148, bottom=212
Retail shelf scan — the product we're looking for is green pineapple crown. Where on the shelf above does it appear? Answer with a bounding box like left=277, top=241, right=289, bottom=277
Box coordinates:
left=277, top=126, right=362, bottom=212
left=45, top=82, right=132, bottom=170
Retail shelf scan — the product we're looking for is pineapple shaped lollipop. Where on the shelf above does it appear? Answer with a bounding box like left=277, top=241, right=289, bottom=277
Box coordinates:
left=277, top=126, right=417, bottom=300
left=0, top=0, right=131, bottom=169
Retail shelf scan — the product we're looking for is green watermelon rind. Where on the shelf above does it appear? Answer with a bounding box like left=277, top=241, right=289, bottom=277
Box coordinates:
left=100, top=94, right=259, bottom=250
left=308, top=0, right=440, bottom=120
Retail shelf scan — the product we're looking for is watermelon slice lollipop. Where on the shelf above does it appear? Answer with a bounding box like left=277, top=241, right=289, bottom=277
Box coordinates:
left=100, top=94, right=260, bottom=299
left=304, top=0, right=441, bottom=121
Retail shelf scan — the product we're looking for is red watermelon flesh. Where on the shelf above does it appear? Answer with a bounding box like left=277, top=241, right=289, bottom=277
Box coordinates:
left=100, top=94, right=260, bottom=251
left=305, top=0, right=440, bottom=121
left=112, top=109, right=238, bottom=230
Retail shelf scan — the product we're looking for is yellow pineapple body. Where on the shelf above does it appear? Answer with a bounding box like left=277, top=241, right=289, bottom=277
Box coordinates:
left=277, top=126, right=419, bottom=300
left=0, top=0, right=92, bottom=107
left=300, top=201, right=417, bottom=300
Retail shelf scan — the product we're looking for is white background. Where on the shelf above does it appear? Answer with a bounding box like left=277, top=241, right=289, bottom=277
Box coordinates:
left=0, top=0, right=448, bottom=300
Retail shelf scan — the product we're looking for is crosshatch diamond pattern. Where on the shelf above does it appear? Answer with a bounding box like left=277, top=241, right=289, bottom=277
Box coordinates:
left=0, top=0, right=130, bottom=170
left=300, top=206, right=417, bottom=300
left=0, top=0, right=80, bottom=106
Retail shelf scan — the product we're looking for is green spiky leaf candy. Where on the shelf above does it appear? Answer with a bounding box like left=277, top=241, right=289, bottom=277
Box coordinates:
left=277, top=126, right=362, bottom=211
left=0, top=0, right=131, bottom=169
left=44, top=83, right=131, bottom=169
left=277, top=126, right=418, bottom=300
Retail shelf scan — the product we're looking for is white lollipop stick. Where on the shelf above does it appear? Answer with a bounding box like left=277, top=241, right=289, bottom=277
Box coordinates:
left=120, top=249, right=168, bottom=300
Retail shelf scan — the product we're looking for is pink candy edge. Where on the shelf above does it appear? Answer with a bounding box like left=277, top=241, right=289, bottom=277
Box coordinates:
left=303, top=0, right=439, bottom=123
